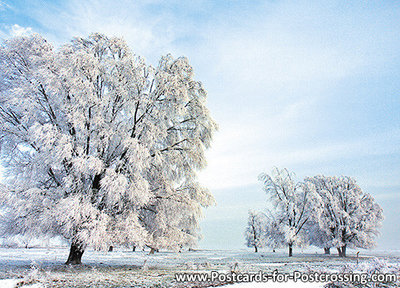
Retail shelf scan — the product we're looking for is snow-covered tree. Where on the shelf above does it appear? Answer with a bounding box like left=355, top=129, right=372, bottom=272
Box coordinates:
left=258, top=168, right=310, bottom=257
left=245, top=210, right=266, bottom=252
left=0, top=33, right=217, bottom=264
left=305, top=176, right=384, bottom=257
left=245, top=209, right=285, bottom=253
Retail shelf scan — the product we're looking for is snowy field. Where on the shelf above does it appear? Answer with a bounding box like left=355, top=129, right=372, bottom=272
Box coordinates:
left=0, top=247, right=399, bottom=287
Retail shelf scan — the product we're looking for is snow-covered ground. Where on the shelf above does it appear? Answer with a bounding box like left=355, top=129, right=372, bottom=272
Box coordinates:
left=0, top=278, right=323, bottom=288
left=0, top=278, right=44, bottom=288
left=227, top=281, right=323, bottom=288
left=0, top=247, right=399, bottom=287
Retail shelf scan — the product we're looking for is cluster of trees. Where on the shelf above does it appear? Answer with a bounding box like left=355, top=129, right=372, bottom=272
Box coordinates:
left=246, top=168, right=384, bottom=257
left=0, top=34, right=217, bottom=264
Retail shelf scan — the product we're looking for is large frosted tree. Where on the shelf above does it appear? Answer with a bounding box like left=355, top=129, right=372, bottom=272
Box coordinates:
left=258, top=168, right=310, bottom=257
left=305, top=176, right=383, bottom=257
left=0, top=34, right=217, bottom=264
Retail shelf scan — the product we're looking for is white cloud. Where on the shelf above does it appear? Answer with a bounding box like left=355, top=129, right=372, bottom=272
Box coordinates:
left=0, top=24, right=34, bottom=39
left=9, top=24, right=33, bottom=37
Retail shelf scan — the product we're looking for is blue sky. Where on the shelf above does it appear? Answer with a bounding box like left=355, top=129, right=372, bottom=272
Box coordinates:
left=1, top=0, right=400, bottom=251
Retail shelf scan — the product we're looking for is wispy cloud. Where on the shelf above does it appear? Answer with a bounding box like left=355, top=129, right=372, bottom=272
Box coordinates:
left=17, top=0, right=181, bottom=63
left=199, top=127, right=400, bottom=190
left=0, top=1, right=10, bottom=11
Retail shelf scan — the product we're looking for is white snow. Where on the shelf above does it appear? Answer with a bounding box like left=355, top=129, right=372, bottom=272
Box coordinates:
left=0, top=279, right=44, bottom=288
left=0, top=279, right=20, bottom=288
left=0, top=247, right=399, bottom=287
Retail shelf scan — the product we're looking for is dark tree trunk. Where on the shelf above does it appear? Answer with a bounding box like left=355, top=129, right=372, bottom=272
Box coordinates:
left=108, top=246, right=113, bottom=252
left=149, top=247, right=156, bottom=255
left=254, top=246, right=258, bottom=253
left=288, top=243, right=293, bottom=257
left=132, top=246, right=136, bottom=252
left=272, top=249, right=276, bottom=253
left=324, top=247, right=331, bottom=255
left=337, top=245, right=347, bottom=257
left=341, top=245, right=346, bottom=257
left=65, top=241, right=84, bottom=265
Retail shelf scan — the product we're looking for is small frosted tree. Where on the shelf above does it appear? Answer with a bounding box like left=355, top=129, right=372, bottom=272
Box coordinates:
left=0, top=34, right=217, bottom=264
left=245, top=210, right=285, bottom=253
left=258, top=168, right=310, bottom=257
left=305, top=176, right=384, bottom=257
left=245, top=210, right=266, bottom=252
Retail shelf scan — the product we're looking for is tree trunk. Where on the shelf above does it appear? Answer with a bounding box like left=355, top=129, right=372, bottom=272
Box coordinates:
left=324, top=247, right=331, bottom=255
left=65, top=241, right=84, bottom=265
left=132, top=246, right=136, bottom=252
left=341, top=245, right=347, bottom=257
left=149, top=247, right=156, bottom=255
left=108, top=245, right=113, bottom=252
left=288, top=243, right=293, bottom=257
left=254, top=246, right=258, bottom=253
left=337, top=245, right=347, bottom=257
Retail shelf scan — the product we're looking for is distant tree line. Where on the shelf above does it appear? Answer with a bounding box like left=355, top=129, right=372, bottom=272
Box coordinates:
left=245, top=168, right=383, bottom=257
